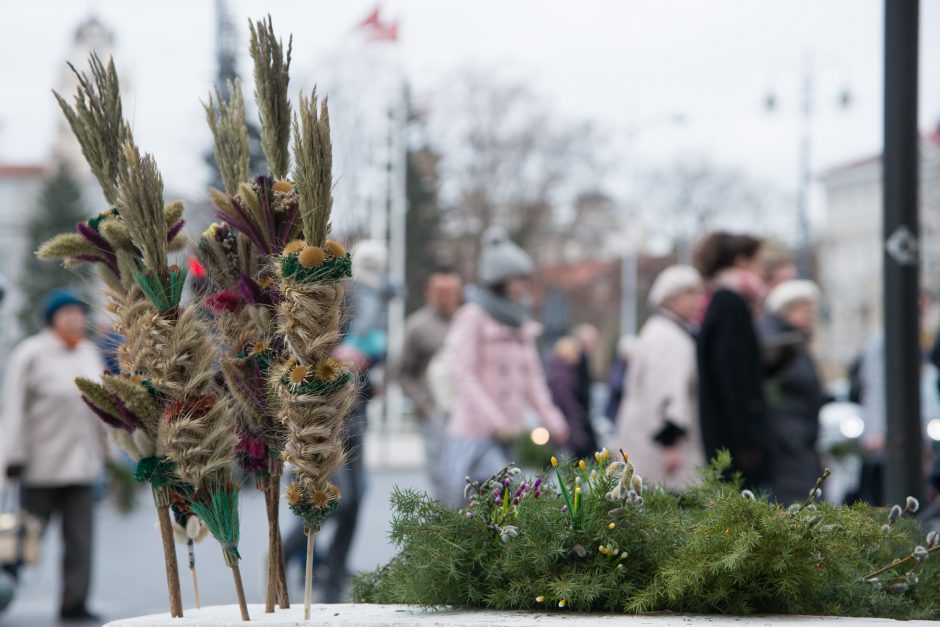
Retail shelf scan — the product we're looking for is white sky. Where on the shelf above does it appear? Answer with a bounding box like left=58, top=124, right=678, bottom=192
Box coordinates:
left=1, top=0, right=938, bottom=234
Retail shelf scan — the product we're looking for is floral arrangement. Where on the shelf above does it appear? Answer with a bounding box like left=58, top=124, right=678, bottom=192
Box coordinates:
left=353, top=451, right=940, bottom=620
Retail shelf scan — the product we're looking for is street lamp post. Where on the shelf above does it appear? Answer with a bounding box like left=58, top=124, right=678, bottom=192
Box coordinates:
left=766, top=56, right=851, bottom=276
left=882, top=0, right=922, bottom=504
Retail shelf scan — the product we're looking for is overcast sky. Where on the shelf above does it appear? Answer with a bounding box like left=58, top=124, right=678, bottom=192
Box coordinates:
left=1, top=0, right=938, bottom=232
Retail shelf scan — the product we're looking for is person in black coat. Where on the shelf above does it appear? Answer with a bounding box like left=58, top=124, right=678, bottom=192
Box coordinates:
left=694, top=232, right=770, bottom=489
left=760, top=280, right=827, bottom=504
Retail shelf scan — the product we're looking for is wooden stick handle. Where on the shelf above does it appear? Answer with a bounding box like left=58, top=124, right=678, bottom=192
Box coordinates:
left=191, top=564, right=202, bottom=610
left=188, top=539, right=201, bottom=609
left=275, top=520, right=290, bottom=609
left=229, top=559, right=250, bottom=622
left=264, top=480, right=277, bottom=613
left=155, top=502, right=184, bottom=618
left=304, top=530, right=314, bottom=620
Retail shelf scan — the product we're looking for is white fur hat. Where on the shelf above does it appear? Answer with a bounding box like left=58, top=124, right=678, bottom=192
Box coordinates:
left=766, top=279, right=820, bottom=315
left=648, top=265, right=703, bottom=307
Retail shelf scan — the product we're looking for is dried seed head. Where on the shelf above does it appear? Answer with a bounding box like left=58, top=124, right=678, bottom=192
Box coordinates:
left=272, top=179, right=294, bottom=193
left=289, top=364, right=309, bottom=385
left=283, top=239, right=306, bottom=254
left=310, top=490, right=331, bottom=508
left=325, top=239, right=347, bottom=258
left=314, top=357, right=343, bottom=382
left=299, top=245, right=326, bottom=268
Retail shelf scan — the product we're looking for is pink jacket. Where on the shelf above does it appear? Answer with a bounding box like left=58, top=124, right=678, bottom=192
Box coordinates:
left=445, top=303, right=568, bottom=440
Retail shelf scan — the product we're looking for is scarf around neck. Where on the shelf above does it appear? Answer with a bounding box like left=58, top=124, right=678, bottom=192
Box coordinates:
left=467, top=285, right=530, bottom=329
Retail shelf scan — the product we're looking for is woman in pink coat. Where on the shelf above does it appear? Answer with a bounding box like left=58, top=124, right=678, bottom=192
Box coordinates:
left=442, top=227, right=569, bottom=504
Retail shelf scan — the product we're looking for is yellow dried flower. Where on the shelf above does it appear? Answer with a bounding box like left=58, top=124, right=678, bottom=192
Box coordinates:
left=283, top=239, right=306, bottom=255
left=579, top=460, right=586, bottom=470
left=299, top=245, right=326, bottom=269
left=558, top=599, right=566, bottom=608
left=248, top=339, right=269, bottom=356
left=609, top=522, right=616, bottom=530
left=550, top=456, right=558, bottom=468
left=286, top=482, right=302, bottom=506
left=284, top=356, right=298, bottom=371
left=535, top=595, right=545, bottom=603
left=315, top=358, right=343, bottom=383
left=272, top=179, right=294, bottom=193
left=257, top=276, right=274, bottom=289
left=310, top=490, right=331, bottom=508
left=324, top=239, right=347, bottom=258
left=289, top=364, right=309, bottom=386
left=202, top=223, right=221, bottom=239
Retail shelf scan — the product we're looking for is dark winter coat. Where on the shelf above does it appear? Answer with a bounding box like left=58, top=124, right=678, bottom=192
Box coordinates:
left=696, top=289, right=770, bottom=487
left=759, top=314, right=826, bottom=504
left=547, top=354, right=593, bottom=458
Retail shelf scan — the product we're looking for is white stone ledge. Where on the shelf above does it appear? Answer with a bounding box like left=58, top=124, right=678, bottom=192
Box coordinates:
left=103, top=604, right=938, bottom=626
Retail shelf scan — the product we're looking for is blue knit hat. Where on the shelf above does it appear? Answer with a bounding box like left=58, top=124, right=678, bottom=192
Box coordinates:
left=42, top=288, right=89, bottom=326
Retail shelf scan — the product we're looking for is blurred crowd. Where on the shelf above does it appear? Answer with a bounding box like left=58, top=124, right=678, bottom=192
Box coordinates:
left=4, top=228, right=940, bottom=615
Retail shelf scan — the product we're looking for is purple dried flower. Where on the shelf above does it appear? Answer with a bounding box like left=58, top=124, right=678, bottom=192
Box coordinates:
left=534, top=490, right=541, bottom=498
left=495, top=496, right=502, bottom=505
left=561, top=505, right=568, bottom=513
left=533, top=477, right=542, bottom=489
left=520, top=482, right=528, bottom=491
left=514, top=486, right=522, bottom=498
left=465, top=511, right=474, bottom=519
left=512, top=497, right=520, bottom=505
left=493, top=488, right=500, bottom=499
left=504, top=478, right=511, bottom=487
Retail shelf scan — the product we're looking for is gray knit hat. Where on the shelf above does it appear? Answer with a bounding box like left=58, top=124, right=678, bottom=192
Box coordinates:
left=478, top=226, right=534, bottom=286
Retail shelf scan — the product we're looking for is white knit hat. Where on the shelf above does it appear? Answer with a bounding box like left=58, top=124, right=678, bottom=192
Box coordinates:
left=477, top=226, right=534, bottom=286
left=648, top=265, right=703, bottom=307
left=765, top=279, right=820, bottom=315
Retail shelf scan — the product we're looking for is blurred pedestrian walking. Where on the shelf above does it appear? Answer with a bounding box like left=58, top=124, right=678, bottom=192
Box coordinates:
left=442, top=227, right=569, bottom=504
left=616, top=265, right=705, bottom=490
left=573, top=324, right=601, bottom=455
left=760, top=280, right=827, bottom=504
left=395, top=269, right=462, bottom=500
left=604, top=335, right=637, bottom=423
left=547, top=337, right=593, bottom=458
left=694, top=232, right=771, bottom=489
left=0, top=289, right=106, bottom=621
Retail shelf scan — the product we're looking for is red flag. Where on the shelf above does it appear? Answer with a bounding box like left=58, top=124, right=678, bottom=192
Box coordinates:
left=368, top=20, right=398, bottom=42
left=356, top=7, right=381, bottom=30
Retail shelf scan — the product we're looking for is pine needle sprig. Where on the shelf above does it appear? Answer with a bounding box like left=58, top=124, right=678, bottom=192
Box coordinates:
left=53, top=53, right=127, bottom=206
left=249, top=15, right=292, bottom=180
left=204, top=79, right=250, bottom=196
left=292, top=89, right=332, bottom=247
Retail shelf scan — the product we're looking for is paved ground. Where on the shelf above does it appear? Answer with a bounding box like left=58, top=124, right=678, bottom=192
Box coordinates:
left=2, top=468, right=430, bottom=626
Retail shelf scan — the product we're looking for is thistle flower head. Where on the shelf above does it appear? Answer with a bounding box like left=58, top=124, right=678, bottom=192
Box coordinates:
left=286, top=482, right=302, bottom=506
left=299, top=245, right=326, bottom=269
left=325, top=239, right=346, bottom=258
left=289, top=364, right=308, bottom=385
left=314, top=357, right=343, bottom=382
left=272, top=178, right=294, bottom=193
left=325, top=483, right=341, bottom=501
left=310, top=489, right=331, bottom=508
left=283, top=239, right=306, bottom=254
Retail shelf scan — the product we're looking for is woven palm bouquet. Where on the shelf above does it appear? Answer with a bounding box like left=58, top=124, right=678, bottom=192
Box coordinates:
left=38, top=15, right=355, bottom=622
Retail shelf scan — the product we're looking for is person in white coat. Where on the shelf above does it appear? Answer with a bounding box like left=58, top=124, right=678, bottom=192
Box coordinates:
left=1, top=289, right=106, bottom=621
left=615, top=266, right=705, bottom=490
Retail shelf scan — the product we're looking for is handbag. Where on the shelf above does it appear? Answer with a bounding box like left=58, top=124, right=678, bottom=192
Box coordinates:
left=0, top=482, right=42, bottom=567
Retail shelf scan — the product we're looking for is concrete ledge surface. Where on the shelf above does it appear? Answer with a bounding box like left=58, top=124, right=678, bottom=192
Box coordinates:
left=102, top=604, right=939, bottom=626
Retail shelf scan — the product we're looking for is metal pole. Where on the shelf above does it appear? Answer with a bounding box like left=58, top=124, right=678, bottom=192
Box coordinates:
left=882, top=0, right=922, bottom=504
left=620, top=248, right=637, bottom=337
left=796, top=52, right=814, bottom=277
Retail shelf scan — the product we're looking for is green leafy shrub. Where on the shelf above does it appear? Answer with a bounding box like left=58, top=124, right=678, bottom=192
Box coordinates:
left=352, top=451, right=940, bottom=619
